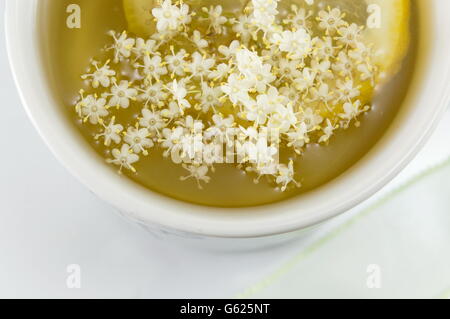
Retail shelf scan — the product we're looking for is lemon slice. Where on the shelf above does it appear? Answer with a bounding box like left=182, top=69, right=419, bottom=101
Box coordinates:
left=363, top=0, right=410, bottom=76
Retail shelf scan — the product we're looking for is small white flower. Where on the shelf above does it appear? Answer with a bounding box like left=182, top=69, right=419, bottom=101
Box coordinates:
left=133, top=38, right=158, bottom=58
left=318, top=119, right=335, bottom=143
left=270, top=29, right=312, bottom=59
left=208, top=63, right=231, bottom=81
left=205, top=114, right=235, bottom=141
left=310, top=83, right=333, bottom=105
left=188, top=52, right=215, bottom=80
left=245, top=87, right=283, bottom=125
left=165, top=47, right=188, bottom=77
left=336, top=79, right=360, bottom=103
left=252, top=0, right=279, bottom=17
left=267, top=103, right=297, bottom=133
left=284, top=6, right=312, bottom=30
left=218, top=40, right=240, bottom=59
left=124, top=126, right=154, bottom=155
left=139, top=108, right=166, bottom=136
left=167, top=79, right=191, bottom=111
left=349, top=41, right=373, bottom=63
left=238, top=126, right=260, bottom=142
left=138, top=80, right=168, bottom=107
left=242, top=101, right=264, bottom=125
left=177, top=115, right=204, bottom=133
left=221, top=73, right=251, bottom=105
left=276, top=161, right=300, bottom=192
left=357, top=63, right=375, bottom=82
left=339, top=100, right=369, bottom=125
left=180, top=164, right=211, bottom=189
left=232, top=14, right=255, bottom=43
left=253, top=161, right=278, bottom=182
left=235, top=47, right=262, bottom=75
left=179, top=132, right=204, bottom=161
left=161, top=100, right=183, bottom=119
left=178, top=2, right=192, bottom=28
left=235, top=48, right=275, bottom=92
left=107, top=80, right=138, bottom=109
left=251, top=0, right=279, bottom=33
left=108, top=31, right=135, bottom=63
left=107, top=144, right=139, bottom=173
left=311, top=59, right=333, bottom=81
left=262, top=47, right=282, bottom=68
left=336, top=23, right=362, bottom=48
left=301, top=107, right=323, bottom=130
left=161, top=126, right=185, bottom=156
left=248, top=63, right=276, bottom=93
left=95, top=117, right=123, bottom=146
left=137, top=54, right=168, bottom=80
left=81, top=60, right=116, bottom=88
left=280, top=86, right=300, bottom=104
left=192, top=30, right=208, bottom=50
left=151, top=28, right=178, bottom=43
left=257, top=87, right=285, bottom=114
left=317, top=8, right=346, bottom=34
left=333, top=51, right=353, bottom=77
left=196, top=82, right=222, bottom=113
left=286, top=122, right=309, bottom=151
left=313, top=36, right=336, bottom=60
left=278, top=58, right=302, bottom=80
left=78, top=94, right=109, bottom=124
left=245, top=138, right=278, bottom=165
left=152, top=0, right=183, bottom=32
left=202, top=5, right=228, bottom=34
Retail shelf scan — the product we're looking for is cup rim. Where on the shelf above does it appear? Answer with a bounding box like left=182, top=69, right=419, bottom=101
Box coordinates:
left=5, top=0, right=450, bottom=238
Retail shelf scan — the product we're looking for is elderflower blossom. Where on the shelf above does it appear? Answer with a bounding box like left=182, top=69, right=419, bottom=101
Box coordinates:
left=107, top=31, right=135, bottom=63
left=95, top=117, right=123, bottom=146
left=77, top=93, right=109, bottom=125
left=107, top=144, right=139, bottom=173
left=72, top=0, right=381, bottom=191
left=317, top=7, right=346, bottom=34
left=167, top=79, right=191, bottom=111
left=124, top=126, right=154, bottom=155
left=82, top=60, right=116, bottom=88
left=251, top=0, right=279, bottom=33
left=139, top=108, right=166, bottom=136
left=270, top=28, right=312, bottom=59
left=136, top=55, right=168, bottom=80
left=180, top=164, right=211, bottom=189
left=152, top=0, right=187, bottom=32
left=106, top=80, right=138, bottom=109
left=202, top=5, right=228, bottom=35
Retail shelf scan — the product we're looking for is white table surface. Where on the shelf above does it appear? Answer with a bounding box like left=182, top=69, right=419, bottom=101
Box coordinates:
left=2, top=1, right=450, bottom=299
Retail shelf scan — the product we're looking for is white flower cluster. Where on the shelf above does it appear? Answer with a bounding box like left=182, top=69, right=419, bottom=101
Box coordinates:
left=74, top=0, right=378, bottom=192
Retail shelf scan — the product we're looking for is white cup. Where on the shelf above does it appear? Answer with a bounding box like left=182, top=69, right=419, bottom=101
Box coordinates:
left=5, top=0, right=450, bottom=242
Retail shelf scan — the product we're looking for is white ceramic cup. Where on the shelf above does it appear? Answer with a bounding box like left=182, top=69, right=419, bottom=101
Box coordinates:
left=5, top=0, right=450, bottom=240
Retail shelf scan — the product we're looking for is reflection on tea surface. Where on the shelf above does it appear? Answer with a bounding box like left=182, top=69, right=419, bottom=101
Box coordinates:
left=40, top=0, right=417, bottom=207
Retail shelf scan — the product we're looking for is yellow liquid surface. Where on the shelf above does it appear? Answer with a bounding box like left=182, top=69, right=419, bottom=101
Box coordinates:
left=39, top=0, right=417, bottom=207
